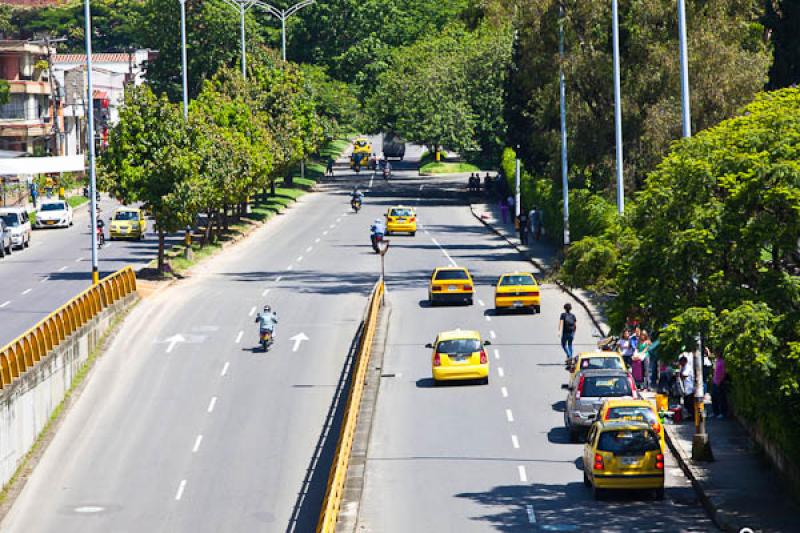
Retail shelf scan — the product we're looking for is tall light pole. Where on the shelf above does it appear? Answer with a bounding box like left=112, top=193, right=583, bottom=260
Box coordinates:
left=253, top=0, right=315, bottom=62
left=221, top=0, right=254, bottom=78
left=677, top=0, right=692, bottom=138
left=514, top=147, right=521, bottom=220
left=612, top=0, right=624, bottom=215
left=179, top=0, right=189, bottom=119
left=559, top=4, right=570, bottom=246
left=84, top=0, right=99, bottom=284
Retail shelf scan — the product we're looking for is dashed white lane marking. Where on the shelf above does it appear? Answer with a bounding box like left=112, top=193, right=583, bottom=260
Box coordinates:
left=494, top=349, right=500, bottom=360
left=526, top=504, right=536, bottom=524
left=315, top=238, right=320, bottom=243
left=490, top=330, right=496, bottom=339
left=104, top=243, right=112, bottom=249
left=192, top=435, right=203, bottom=453
left=235, top=331, right=243, bottom=344
left=506, top=409, right=514, bottom=422
left=221, top=361, right=230, bottom=376
left=306, top=246, right=313, bottom=253
left=58, top=266, right=68, bottom=272
left=207, top=397, right=217, bottom=413
left=424, top=229, right=429, bottom=235
left=21, top=288, right=32, bottom=295
left=369, top=174, right=374, bottom=188
left=287, top=264, right=293, bottom=271
left=329, top=224, right=335, bottom=229
left=40, top=276, right=49, bottom=283
left=430, top=237, right=458, bottom=267
left=276, top=276, right=282, bottom=283
left=478, top=299, right=485, bottom=306
left=497, top=367, right=505, bottom=378
left=518, top=465, right=528, bottom=482
left=512, top=435, right=520, bottom=449
left=0, top=301, right=10, bottom=308
left=322, top=231, right=328, bottom=236
left=297, top=256, right=303, bottom=263
left=248, top=306, right=256, bottom=317
left=485, top=315, right=491, bottom=322
left=262, top=288, right=270, bottom=297
left=336, top=218, right=341, bottom=223
left=74, top=506, right=104, bottom=513
left=175, top=480, right=187, bottom=501
left=75, top=257, right=83, bottom=263
left=501, top=386, right=508, bottom=398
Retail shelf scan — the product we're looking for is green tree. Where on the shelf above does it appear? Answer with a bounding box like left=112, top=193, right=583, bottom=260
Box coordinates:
left=763, top=0, right=800, bottom=88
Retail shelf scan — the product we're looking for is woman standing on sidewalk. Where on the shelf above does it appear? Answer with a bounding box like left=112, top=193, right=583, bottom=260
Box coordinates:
left=711, top=351, right=728, bottom=418
left=631, top=330, right=652, bottom=390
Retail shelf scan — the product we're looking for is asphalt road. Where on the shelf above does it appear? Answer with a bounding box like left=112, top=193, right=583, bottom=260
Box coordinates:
left=0, top=196, right=180, bottom=346
left=354, top=175, right=717, bottom=532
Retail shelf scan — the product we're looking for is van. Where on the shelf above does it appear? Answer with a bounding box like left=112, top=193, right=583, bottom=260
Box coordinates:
left=0, top=207, right=32, bottom=250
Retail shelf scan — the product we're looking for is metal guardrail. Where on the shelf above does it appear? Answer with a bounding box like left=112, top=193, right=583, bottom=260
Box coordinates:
left=0, top=266, right=137, bottom=389
left=317, top=279, right=384, bottom=532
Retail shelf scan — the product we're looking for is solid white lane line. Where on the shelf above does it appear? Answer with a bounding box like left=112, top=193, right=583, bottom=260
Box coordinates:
left=221, top=361, right=230, bottom=376
left=501, top=386, right=509, bottom=398
left=478, top=299, right=485, bottom=306
left=0, top=301, right=9, bottom=308
left=490, top=330, right=496, bottom=339
left=512, top=435, right=520, bottom=449
left=430, top=237, right=457, bottom=267
left=306, top=246, right=313, bottom=253
left=207, top=397, right=217, bottom=413
left=249, top=306, right=256, bottom=317
left=297, top=256, right=303, bottom=262
left=21, top=288, right=32, bottom=295
left=497, top=367, right=505, bottom=378
left=276, top=276, right=283, bottom=283
left=235, top=331, right=243, bottom=344
left=262, top=288, right=270, bottom=297
left=58, top=266, right=68, bottom=272
left=518, top=465, right=528, bottom=482
left=506, top=409, right=514, bottom=422
left=175, top=480, right=187, bottom=500
left=192, top=435, right=203, bottom=453
left=494, top=349, right=500, bottom=360
left=526, top=504, right=537, bottom=524
left=315, top=238, right=320, bottom=243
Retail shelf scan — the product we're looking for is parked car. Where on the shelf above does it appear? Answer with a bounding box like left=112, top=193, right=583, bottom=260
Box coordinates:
left=35, top=200, right=73, bottom=228
left=0, top=219, right=12, bottom=257
left=563, top=368, right=637, bottom=442
left=0, top=207, right=32, bottom=249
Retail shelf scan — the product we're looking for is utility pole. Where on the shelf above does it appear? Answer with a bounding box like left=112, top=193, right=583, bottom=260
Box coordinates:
left=677, top=0, right=692, bottom=138
left=253, top=0, right=315, bottom=62
left=559, top=4, right=570, bottom=246
left=514, top=146, right=521, bottom=220
left=612, top=0, right=624, bottom=215
left=84, top=0, right=99, bottom=284
left=179, top=0, right=189, bottom=119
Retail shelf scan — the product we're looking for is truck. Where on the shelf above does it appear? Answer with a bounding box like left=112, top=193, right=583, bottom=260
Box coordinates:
left=382, top=132, right=406, bottom=160
left=350, top=137, right=373, bottom=173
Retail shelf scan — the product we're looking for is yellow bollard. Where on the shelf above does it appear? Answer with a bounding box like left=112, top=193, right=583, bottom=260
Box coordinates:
left=58, top=187, right=65, bottom=199
left=435, top=150, right=441, bottom=162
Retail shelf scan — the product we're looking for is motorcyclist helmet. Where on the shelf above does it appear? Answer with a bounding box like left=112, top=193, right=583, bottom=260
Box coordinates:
left=263, top=305, right=271, bottom=313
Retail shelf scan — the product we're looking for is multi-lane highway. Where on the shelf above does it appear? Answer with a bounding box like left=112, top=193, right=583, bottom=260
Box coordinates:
left=0, top=196, right=179, bottom=346
left=1, top=148, right=713, bottom=532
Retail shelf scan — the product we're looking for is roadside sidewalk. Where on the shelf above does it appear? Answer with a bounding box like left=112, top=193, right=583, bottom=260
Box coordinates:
left=469, top=200, right=609, bottom=336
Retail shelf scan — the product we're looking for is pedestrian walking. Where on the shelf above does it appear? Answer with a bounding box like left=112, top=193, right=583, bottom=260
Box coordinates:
left=30, top=180, right=38, bottom=208
left=678, top=354, right=696, bottom=423
left=518, top=209, right=529, bottom=244
left=325, top=157, right=334, bottom=177
left=499, top=200, right=509, bottom=224
left=711, top=350, right=728, bottom=418
left=558, top=303, right=577, bottom=361
left=618, top=329, right=636, bottom=370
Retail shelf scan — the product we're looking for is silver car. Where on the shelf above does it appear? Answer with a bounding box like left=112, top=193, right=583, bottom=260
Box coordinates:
left=563, top=369, right=636, bottom=442
left=0, top=207, right=32, bottom=249
left=0, top=219, right=12, bottom=257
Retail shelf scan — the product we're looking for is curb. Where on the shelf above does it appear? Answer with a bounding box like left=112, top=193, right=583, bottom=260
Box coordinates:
left=469, top=205, right=608, bottom=337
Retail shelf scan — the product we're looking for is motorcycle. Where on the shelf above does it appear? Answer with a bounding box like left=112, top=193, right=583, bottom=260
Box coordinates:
left=382, top=167, right=390, bottom=180
left=259, top=329, right=274, bottom=352
left=351, top=198, right=362, bottom=213
left=370, top=231, right=384, bottom=253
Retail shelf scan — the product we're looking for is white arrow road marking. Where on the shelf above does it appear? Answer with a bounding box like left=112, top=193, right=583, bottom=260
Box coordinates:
left=164, top=334, right=186, bottom=353
left=290, top=332, right=310, bottom=352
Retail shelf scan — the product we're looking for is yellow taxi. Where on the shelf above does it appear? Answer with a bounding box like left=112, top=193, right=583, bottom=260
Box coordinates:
left=109, top=207, right=146, bottom=240
left=429, top=266, right=474, bottom=305
left=599, top=398, right=665, bottom=448
left=426, top=329, right=490, bottom=385
left=385, top=206, right=417, bottom=235
left=583, top=419, right=665, bottom=499
left=570, top=351, right=626, bottom=377
left=494, top=272, right=541, bottom=313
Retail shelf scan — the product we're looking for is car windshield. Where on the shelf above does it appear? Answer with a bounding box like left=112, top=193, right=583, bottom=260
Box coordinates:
left=500, top=275, right=535, bottom=286
left=390, top=208, right=413, bottom=217
left=355, top=140, right=368, bottom=147
left=606, top=407, right=657, bottom=424
left=597, top=429, right=660, bottom=454
left=41, top=203, right=66, bottom=212
left=580, top=357, right=624, bottom=371
left=437, top=338, right=481, bottom=354
left=582, top=375, right=631, bottom=397
left=435, top=269, right=469, bottom=281
left=1, top=213, right=19, bottom=226
left=114, top=211, right=139, bottom=221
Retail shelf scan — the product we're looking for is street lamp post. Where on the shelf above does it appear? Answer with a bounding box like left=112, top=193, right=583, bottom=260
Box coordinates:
left=83, top=0, right=99, bottom=284
left=559, top=4, right=570, bottom=246
left=677, top=0, right=692, bottom=138
left=252, top=0, right=314, bottom=61
left=179, top=0, right=189, bottom=119
left=612, top=0, right=624, bottom=215
left=221, top=0, right=254, bottom=79
left=514, top=147, right=521, bottom=220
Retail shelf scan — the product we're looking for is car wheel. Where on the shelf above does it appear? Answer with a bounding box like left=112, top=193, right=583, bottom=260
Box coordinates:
left=0, top=245, right=5, bottom=258
left=433, top=379, right=441, bottom=387
left=24, top=236, right=29, bottom=248
left=535, top=305, right=541, bottom=313
left=481, top=376, right=489, bottom=385
left=593, top=486, right=605, bottom=500
left=466, top=298, right=473, bottom=306
left=569, top=428, right=579, bottom=443
left=654, top=488, right=665, bottom=500
left=411, top=231, right=416, bottom=236
left=583, top=471, right=591, bottom=488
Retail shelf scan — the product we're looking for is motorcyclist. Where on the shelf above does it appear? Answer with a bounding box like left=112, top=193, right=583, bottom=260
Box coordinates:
left=370, top=217, right=386, bottom=250
left=382, top=160, right=392, bottom=179
left=255, top=305, right=278, bottom=337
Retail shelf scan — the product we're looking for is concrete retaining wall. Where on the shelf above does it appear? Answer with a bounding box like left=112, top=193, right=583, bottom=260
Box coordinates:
left=0, top=294, right=136, bottom=488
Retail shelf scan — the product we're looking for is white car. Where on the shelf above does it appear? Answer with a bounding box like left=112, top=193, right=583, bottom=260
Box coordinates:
left=35, top=200, right=73, bottom=228
left=0, top=207, right=32, bottom=249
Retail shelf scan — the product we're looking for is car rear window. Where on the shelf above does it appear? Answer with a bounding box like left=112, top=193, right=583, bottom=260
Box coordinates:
left=435, top=269, right=469, bottom=281
left=114, top=211, right=139, bottom=221
left=580, top=357, right=624, bottom=371
left=607, top=407, right=657, bottom=424
left=597, top=429, right=660, bottom=454
left=1, top=213, right=19, bottom=226
left=582, top=375, right=631, bottom=397
left=499, top=275, right=535, bottom=286
left=41, top=203, right=66, bottom=211
left=390, top=208, right=413, bottom=217
left=437, top=338, right=481, bottom=354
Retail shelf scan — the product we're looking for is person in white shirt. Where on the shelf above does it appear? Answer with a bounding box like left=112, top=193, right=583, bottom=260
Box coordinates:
left=679, top=354, right=695, bottom=422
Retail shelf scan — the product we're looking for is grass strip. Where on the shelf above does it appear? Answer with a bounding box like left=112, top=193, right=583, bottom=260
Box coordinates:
left=420, top=161, right=480, bottom=174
